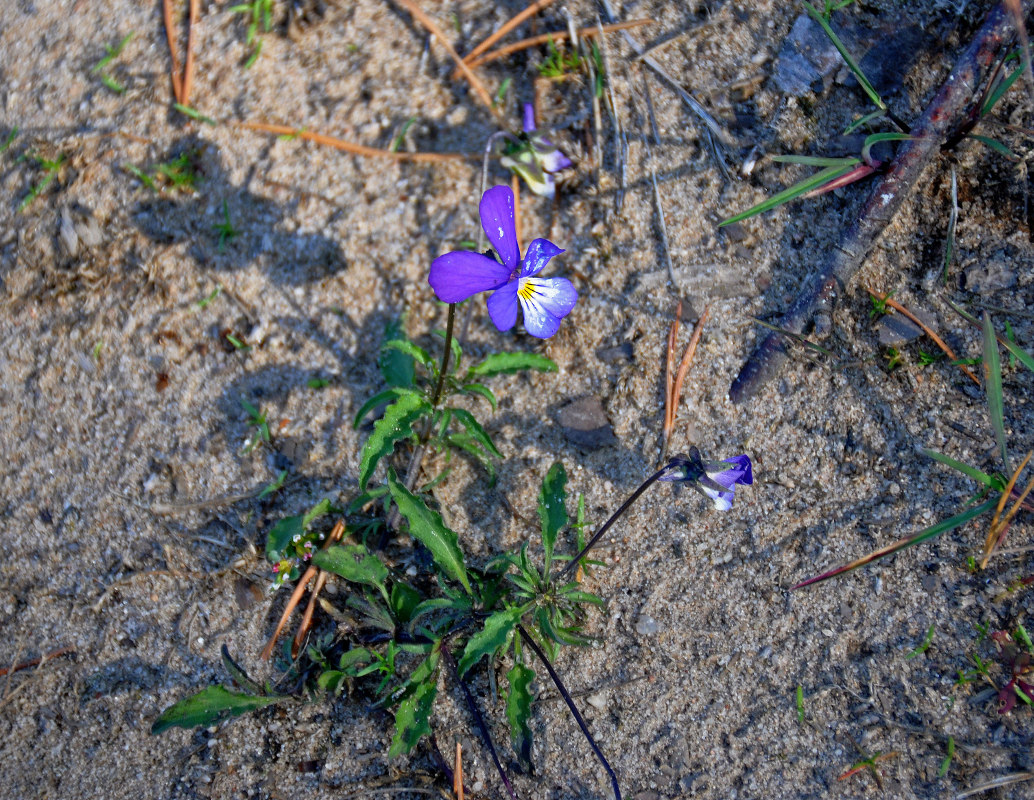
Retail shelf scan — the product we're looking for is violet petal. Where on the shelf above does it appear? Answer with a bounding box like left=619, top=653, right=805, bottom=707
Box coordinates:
left=479, top=185, right=519, bottom=269
left=520, top=239, right=565, bottom=278
left=486, top=280, right=519, bottom=332
left=429, top=250, right=511, bottom=303
left=517, top=277, right=577, bottom=338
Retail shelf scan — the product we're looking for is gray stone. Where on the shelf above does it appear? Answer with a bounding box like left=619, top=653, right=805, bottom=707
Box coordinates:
left=556, top=396, right=616, bottom=449
left=962, top=260, right=1017, bottom=294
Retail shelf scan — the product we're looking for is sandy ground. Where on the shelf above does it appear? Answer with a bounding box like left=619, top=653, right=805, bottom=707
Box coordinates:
left=2, top=1, right=1033, bottom=798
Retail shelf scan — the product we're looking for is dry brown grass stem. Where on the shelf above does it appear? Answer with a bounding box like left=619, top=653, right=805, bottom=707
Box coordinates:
left=453, top=741, right=465, bottom=800
left=393, top=0, right=502, bottom=123
left=661, top=303, right=709, bottom=462
left=0, top=646, right=75, bottom=678
left=241, top=121, right=476, bottom=162
left=865, top=288, right=980, bottom=385
left=462, top=20, right=652, bottom=72
left=460, top=0, right=556, bottom=69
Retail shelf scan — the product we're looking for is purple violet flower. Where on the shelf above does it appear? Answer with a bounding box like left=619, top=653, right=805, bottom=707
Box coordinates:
left=659, top=449, right=753, bottom=511
left=500, top=103, right=572, bottom=198
left=428, top=185, right=578, bottom=338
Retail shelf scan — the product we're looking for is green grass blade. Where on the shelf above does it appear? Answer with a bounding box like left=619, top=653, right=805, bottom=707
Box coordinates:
left=983, top=312, right=1009, bottom=473
left=844, top=109, right=886, bottom=134
left=982, top=56, right=1023, bottom=116
left=802, top=1, right=885, bottom=111
left=967, top=134, right=1020, bottom=161
left=792, top=497, right=998, bottom=589
left=720, top=161, right=859, bottom=226
left=922, top=449, right=998, bottom=489
left=861, top=132, right=911, bottom=164
left=998, top=332, right=1034, bottom=375
left=449, top=408, right=503, bottom=458
left=769, top=155, right=860, bottom=167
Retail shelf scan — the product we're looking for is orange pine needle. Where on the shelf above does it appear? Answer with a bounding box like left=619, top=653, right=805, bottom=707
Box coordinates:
left=462, top=20, right=653, bottom=72
left=181, top=0, right=200, bottom=106
left=260, top=520, right=345, bottom=661
left=453, top=741, right=464, bottom=800
left=983, top=451, right=1034, bottom=567
left=458, top=0, right=557, bottom=71
left=663, top=299, right=682, bottom=439
left=865, top=288, right=980, bottom=385
left=240, top=121, right=477, bottom=162
left=162, top=0, right=184, bottom=102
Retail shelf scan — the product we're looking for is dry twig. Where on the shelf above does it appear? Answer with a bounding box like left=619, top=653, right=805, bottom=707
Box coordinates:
left=463, top=20, right=652, bottom=71
left=731, top=0, right=1031, bottom=403
left=456, top=0, right=557, bottom=75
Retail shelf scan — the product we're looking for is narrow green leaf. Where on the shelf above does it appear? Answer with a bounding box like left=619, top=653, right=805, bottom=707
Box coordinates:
left=380, top=319, right=415, bottom=387
left=843, top=109, right=886, bottom=134
left=982, top=312, right=1009, bottom=473
left=388, top=677, right=437, bottom=757
left=505, top=662, right=536, bottom=771
left=999, top=332, right=1034, bottom=375
left=538, top=462, right=567, bottom=577
left=793, top=498, right=998, bottom=589
left=982, top=57, right=1024, bottom=115
left=390, top=582, right=423, bottom=623
left=382, top=339, right=436, bottom=374
left=769, top=155, right=859, bottom=167
left=359, top=393, right=430, bottom=489
left=387, top=472, right=471, bottom=593
left=967, top=134, right=1020, bottom=161
left=313, top=544, right=389, bottom=597
left=467, top=352, right=557, bottom=378
left=450, top=408, right=503, bottom=458
left=221, top=644, right=263, bottom=694
left=444, top=433, right=498, bottom=482
left=802, top=1, right=885, bottom=111
left=861, top=132, right=911, bottom=165
left=460, top=382, right=498, bottom=410
left=151, top=685, right=281, bottom=734
left=458, top=606, right=525, bottom=678
left=719, top=161, right=860, bottom=226
left=266, top=514, right=303, bottom=561
left=923, top=449, right=998, bottom=489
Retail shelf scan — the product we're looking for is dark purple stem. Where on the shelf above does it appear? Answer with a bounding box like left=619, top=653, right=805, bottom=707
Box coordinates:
left=730, top=0, right=1030, bottom=404
left=556, top=464, right=670, bottom=583
left=441, top=645, right=520, bottom=800
left=517, top=625, right=622, bottom=800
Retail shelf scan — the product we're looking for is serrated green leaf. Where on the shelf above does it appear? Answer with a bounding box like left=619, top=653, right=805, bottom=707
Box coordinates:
left=353, top=388, right=415, bottom=428
left=380, top=318, right=416, bottom=387
left=302, top=498, right=336, bottom=529
left=383, top=339, right=436, bottom=375
left=266, top=514, right=303, bottom=561
left=505, top=662, right=535, bottom=771
left=982, top=312, right=1009, bottom=473
left=457, top=606, right=525, bottom=678
left=460, top=382, right=497, bottom=410
left=359, top=393, right=430, bottom=490
left=388, top=677, right=437, bottom=757
left=538, top=462, right=567, bottom=577
left=450, top=408, right=503, bottom=458
left=151, top=685, right=282, bottom=734
left=467, top=352, right=557, bottom=378
left=387, top=472, right=471, bottom=593
left=313, top=545, right=389, bottom=599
